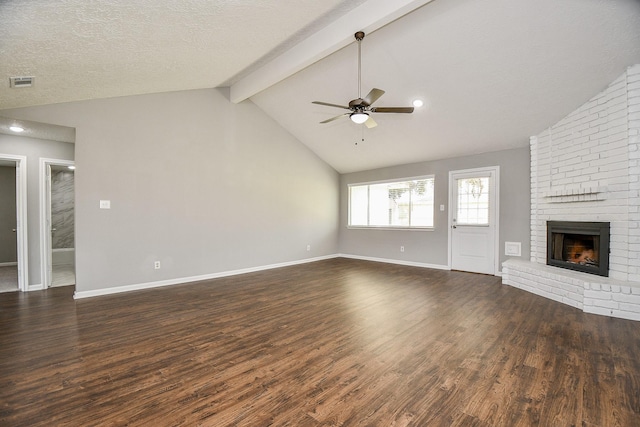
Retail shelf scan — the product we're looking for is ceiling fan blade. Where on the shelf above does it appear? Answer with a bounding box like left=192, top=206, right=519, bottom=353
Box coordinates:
left=371, top=106, right=414, bottom=113
left=364, top=116, right=377, bottom=129
left=363, top=88, right=385, bottom=106
left=320, top=114, right=348, bottom=124
left=312, top=101, right=350, bottom=110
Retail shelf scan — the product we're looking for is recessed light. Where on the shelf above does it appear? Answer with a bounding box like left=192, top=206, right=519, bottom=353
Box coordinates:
left=412, top=99, right=424, bottom=108
left=68, top=166, right=76, bottom=170
left=9, top=125, right=24, bottom=133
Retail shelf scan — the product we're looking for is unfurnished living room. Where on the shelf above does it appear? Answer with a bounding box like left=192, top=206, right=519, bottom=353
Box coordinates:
left=1, top=0, right=640, bottom=426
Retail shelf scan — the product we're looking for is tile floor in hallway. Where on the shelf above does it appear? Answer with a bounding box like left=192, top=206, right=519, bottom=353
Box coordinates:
left=0, top=264, right=75, bottom=292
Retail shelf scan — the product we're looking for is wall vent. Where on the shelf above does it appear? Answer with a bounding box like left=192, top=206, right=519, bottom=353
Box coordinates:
left=9, top=76, right=34, bottom=88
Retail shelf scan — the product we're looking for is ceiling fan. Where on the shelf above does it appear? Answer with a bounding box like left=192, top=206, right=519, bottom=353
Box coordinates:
left=312, top=31, right=414, bottom=128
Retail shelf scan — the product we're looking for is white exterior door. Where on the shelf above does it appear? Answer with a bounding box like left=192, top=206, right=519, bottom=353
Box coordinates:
left=449, top=167, right=499, bottom=275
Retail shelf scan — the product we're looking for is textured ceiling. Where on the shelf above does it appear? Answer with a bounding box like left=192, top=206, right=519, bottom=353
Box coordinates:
left=1, top=0, right=640, bottom=173
left=0, top=0, right=367, bottom=109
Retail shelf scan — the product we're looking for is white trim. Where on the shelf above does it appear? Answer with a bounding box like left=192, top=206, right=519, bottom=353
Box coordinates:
left=448, top=166, right=500, bottom=275
left=28, top=283, right=44, bottom=291
left=74, top=254, right=340, bottom=299
left=40, top=158, right=75, bottom=289
left=338, top=253, right=449, bottom=271
left=0, top=154, right=28, bottom=291
left=347, top=174, right=435, bottom=188
left=0, top=262, right=17, bottom=267
left=52, top=247, right=75, bottom=253
left=70, top=254, right=499, bottom=300
left=346, top=226, right=434, bottom=231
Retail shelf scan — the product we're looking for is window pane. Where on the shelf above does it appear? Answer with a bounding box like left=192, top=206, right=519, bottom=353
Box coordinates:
left=369, top=183, right=390, bottom=226
left=411, top=179, right=434, bottom=226
left=388, top=182, right=410, bottom=226
left=456, top=177, right=489, bottom=225
left=349, top=185, right=368, bottom=226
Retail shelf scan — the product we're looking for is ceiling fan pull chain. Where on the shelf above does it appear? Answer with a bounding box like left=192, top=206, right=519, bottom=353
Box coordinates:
left=357, top=36, right=362, bottom=99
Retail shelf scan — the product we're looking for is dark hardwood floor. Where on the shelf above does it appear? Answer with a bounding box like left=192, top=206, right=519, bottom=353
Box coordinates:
left=1, top=258, right=639, bottom=426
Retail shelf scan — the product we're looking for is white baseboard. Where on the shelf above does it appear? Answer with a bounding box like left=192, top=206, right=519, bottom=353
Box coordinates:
left=72, top=254, right=499, bottom=300
left=28, top=283, right=44, bottom=291
left=338, top=253, right=450, bottom=271
left=73, top=254, right=340, bottom=299
left=0, top=262, right=17, bottom=267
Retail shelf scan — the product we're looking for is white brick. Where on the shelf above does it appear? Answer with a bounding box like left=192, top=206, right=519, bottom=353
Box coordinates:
left=613, top=310, right=640, bottom=322
left=584, top=306, right=613, bottom=316
left=584, top=290, right=610, bottom=300
left=593, top=299, right=619, bottom=309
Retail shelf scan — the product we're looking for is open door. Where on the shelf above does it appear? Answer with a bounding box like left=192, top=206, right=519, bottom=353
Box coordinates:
left=40, top=158, right=75, bottom=289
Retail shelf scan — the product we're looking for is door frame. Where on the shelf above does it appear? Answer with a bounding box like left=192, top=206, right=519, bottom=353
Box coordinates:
left=0, top=153, right=28, bottom=291
left=447, top=166, right=500, bottom=275
left=40, top=158, right=75, bottom=289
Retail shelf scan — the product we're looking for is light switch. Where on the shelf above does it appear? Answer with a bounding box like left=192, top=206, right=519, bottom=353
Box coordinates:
left=440, top=204, right=445, bottom=211
left=99, top=200, right=111, bottom=209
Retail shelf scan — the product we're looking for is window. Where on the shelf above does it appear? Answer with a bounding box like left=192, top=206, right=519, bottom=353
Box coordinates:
left=348, top=176, right=435, bottom=228
left=455, top=177, right=489, bottom=225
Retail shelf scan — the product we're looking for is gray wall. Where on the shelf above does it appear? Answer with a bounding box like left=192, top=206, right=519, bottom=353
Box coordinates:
left=0, top=136, right=75, bottom=285
left=51, top=169, right=75, bottom=249
left=339, top=147, right=531, bottom=269
left=2, top=88, right=340, bottom=293
left=0, top=165, right=17, bottom=263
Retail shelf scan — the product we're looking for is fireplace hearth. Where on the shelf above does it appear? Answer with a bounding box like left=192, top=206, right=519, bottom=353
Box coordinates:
left=547, top=221, right=610, bottom=277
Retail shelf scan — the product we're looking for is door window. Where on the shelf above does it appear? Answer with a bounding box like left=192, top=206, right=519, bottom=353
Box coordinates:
left=456, top=177, right=489, bottom=225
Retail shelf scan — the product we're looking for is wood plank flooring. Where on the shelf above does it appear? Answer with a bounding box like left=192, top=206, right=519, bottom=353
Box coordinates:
left=1, top=258, right=639, bottom=426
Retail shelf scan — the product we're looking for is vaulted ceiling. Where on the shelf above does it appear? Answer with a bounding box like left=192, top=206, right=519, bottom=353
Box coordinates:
left=1, top=0, right=639, bottom=173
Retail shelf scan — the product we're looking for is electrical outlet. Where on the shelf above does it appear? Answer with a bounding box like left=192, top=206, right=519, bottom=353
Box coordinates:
left=400, top=246, right=405, bottom=252
left=307, top=245, right=311, bottom=251
left=154, top=261, right=161, bottom=270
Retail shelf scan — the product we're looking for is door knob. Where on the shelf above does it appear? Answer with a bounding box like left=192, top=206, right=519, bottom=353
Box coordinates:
left=12, top=229, right=16, bottom=232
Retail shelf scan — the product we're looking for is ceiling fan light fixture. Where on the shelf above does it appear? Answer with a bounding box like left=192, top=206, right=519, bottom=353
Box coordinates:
left=350, top=112, right=369, bottom=124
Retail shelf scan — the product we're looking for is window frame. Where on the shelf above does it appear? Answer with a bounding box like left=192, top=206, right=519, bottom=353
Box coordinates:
left=347, top=175, right=435, bottom=230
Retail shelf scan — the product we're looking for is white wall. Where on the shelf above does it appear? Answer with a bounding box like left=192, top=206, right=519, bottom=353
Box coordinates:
left=2, top=88, right=339, bottom=294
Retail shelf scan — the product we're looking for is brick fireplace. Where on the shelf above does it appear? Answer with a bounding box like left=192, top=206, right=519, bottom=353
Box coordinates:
left=503, top=64, right=640, bottom=321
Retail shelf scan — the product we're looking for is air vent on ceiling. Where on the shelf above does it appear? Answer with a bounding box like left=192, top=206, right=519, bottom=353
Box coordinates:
left=9, top=76, right=34, bottom=88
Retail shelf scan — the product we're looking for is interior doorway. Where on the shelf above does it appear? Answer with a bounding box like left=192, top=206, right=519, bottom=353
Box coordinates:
left=40, top=158, right=75, bottom=289
left=448, top=166, right=499, bottom=275
left=0, top=154, right=28, bottom=292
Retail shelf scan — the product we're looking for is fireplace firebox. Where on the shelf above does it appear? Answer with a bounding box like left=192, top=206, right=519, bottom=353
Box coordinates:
left=546, top=221, right=610, bottom=277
